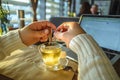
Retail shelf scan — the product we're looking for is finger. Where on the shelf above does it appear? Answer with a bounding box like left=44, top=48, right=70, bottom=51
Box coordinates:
left=35, top=29, right=49, bottom=38
left=38, top=21, right=56, bottom=30
left=44, top=21, right=56, bottom=30
left=39, top=35, right=48, bottom=42
left=40, top=38, right=48, bottom=42
left=54, top=31, right=63, bottom=40
left=35, top=21, right=56, bottom=30
left=56, top=24, right=68, bottom=32
left=29, top=21, right=56, bottom=30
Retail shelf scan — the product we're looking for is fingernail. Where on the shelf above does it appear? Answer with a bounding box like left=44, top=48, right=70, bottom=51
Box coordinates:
left=44, top=29, right=49, bottom=34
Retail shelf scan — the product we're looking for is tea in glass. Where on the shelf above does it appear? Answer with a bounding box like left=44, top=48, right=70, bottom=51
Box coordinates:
left=39, top=42, right=62, bottom=70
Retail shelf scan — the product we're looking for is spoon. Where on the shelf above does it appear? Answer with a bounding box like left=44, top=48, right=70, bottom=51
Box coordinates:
left=48, top=28, right=52, bottom=42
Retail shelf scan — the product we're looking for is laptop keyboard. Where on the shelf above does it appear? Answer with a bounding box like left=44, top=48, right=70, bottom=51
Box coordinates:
left=101, top=47, right=120, bottom=64
left=102, top=47, right=116, bottom=60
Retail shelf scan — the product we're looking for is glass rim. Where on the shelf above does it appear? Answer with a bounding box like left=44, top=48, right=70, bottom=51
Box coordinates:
left=38, top=41, right=62, bottom=49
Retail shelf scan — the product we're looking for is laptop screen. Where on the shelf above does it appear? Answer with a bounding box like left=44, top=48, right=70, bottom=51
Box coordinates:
left=79, top=15, right=120, bottom=52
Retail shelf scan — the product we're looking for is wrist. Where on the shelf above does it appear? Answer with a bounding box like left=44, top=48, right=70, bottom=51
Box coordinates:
left=68, top=33, right=86, bottom=47
left=18, top=29, right=26, bottom=45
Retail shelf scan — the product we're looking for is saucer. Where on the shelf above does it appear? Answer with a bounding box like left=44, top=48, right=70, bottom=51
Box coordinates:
left=35, top=58, right=69, bottom=71
left=50, top=58, right=69, bottom=71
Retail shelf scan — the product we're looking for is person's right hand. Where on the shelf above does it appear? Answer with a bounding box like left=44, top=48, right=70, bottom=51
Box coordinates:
left=54, top=22, right=86, bottom=47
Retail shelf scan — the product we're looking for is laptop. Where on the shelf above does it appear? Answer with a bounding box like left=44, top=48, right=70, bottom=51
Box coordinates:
left=49, top=15, right=120, bottom=63
left=79, top=14, right=120, bottom=64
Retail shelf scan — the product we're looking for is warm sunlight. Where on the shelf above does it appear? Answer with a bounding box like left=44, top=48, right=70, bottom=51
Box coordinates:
left=12, top=0, right=29, bottom=3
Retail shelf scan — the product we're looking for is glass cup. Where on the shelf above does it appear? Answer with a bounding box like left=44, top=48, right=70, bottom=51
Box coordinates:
left=38, top=42, right=68, bottom=71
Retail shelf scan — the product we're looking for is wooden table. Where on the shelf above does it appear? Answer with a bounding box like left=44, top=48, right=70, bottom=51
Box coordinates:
left=0, top=46, right=78, bottom=80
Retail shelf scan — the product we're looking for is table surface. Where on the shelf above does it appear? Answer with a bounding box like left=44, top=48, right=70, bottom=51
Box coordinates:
left=0, top=46, right=78, bottom=80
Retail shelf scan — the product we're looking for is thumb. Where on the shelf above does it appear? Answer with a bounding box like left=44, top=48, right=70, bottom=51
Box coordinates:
left=54, top=31, right=69, bottom=47
left=54, top=31, right=63, bottom=40
left=37, top=29, right=49, bottom=38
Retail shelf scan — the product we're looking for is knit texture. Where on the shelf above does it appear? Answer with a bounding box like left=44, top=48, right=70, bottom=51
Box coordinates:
left=69, top=34, right=120, bottom=80
left=0, top=30, right=27, bottom=60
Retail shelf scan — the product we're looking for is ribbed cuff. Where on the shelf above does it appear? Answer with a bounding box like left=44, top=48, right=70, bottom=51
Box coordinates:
left=1, top=30, right=27, bottom=56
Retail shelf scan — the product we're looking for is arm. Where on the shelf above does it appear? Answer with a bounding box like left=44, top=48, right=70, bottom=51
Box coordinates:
left=0, top=30, right=27, bottom=60
left=0, top=21, right=56, bottom=60
left=54, top=22, right=119, bottom=80
left=69, top=34, right=120, bottom=80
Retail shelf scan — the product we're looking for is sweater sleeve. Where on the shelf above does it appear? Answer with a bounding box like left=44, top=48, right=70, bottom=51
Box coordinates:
left=0, top=30, right=27, bottom=60
left=69, top=34, right=120, bottom=80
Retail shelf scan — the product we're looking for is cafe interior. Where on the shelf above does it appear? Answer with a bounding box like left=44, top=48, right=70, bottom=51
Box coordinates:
left=0, top=0, right=120, bottom=80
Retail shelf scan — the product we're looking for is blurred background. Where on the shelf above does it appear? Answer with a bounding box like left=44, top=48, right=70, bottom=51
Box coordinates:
left=0, top=0, right=120, bottom=29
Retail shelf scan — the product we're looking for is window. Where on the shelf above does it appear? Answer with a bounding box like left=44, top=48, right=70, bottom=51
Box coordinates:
left=2, top=0, right=31, bottom=28
left=1, top=0, right=66, bottom=28
left=46, top=0, right=62, bottom=20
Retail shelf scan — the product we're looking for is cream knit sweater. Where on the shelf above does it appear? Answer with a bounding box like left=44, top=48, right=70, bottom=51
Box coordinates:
left=69, top=34, right=120, bottom=80
left=0, top=30, right=119, bottom=80
left=0, top=30, right=27, bottom=60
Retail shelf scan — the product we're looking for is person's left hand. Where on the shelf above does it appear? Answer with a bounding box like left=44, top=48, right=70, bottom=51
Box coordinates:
left=19, top=21, right=56, bottom=46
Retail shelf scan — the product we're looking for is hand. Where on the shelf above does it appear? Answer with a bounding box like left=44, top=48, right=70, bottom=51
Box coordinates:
left=54, top=22, right=85, bottom=47
left=19, top=21, right=56, bottom=46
